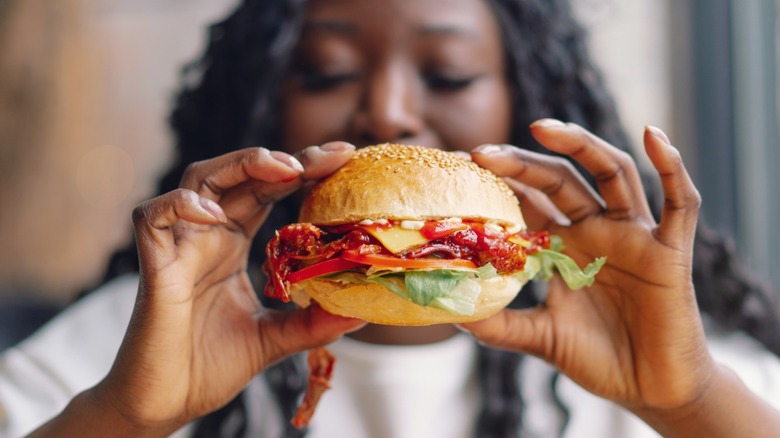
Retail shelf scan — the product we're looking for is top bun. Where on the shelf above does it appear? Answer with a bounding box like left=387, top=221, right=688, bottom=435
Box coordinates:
left=300, top=143, right=525, bottom=228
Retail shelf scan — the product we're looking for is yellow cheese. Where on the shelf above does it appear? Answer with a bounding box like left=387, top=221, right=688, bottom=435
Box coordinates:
left=509, top=235, right=531, bottom=248
left=364, top=226, right=430, bottom=254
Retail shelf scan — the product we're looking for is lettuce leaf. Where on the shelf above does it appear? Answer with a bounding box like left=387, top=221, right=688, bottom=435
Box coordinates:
left=428, top=276, right=481, bottom=315
left=517, top=234, right=606, bottom=289
left=523, top=250, right=606, bottom=290
left=404, top=270, right=467, bottom=306
left=324, top=269, right=479, bottom=315
left=316, top=234, right=606, bottom=315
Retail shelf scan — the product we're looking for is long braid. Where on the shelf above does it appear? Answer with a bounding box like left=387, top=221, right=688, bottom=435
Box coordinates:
left=475, top=347, right=525, bottom=437
left=192, top=393, right=249, bottom=438
left=263, top=356, right=309, bottom=438
left=693, top=225, right=780, bottom=356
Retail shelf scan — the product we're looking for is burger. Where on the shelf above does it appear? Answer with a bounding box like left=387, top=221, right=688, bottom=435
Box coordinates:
left=263, top=143, right=605, bottom=326
left=264, top=143, right=606, bottom=428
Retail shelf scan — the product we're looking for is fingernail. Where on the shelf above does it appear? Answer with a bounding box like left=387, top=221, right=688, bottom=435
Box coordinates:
left=474, top=144, right=504, bottom=155
left=646, top=125, right=671, bottom=145
left=451, top=150, right=472, bottom=161
left=320, top=141, right=355, bottom=153
left=453, top=324, right=472, bottom=333
left=199, top=197, right=227, bottom=223
left=531, top=118, right=566, bottom=128
left=270, top=151, right=304, bottom=172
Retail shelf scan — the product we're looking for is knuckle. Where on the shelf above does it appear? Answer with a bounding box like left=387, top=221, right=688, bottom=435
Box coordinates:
left=568, top=122, right=589, bottom=140
left=243, top=147, right=269, bottom=168
left=542, top=176, right=565, bottom=196
left=614, top=149, right=634, bottom=166
left=540, top=154, right=573, bottom=176
left=131, top=202, right=150, bottom=225
left=557, top=157, right=578, bottom=175
left=181, top=160, right=205, bottom=185
left=688, top=188, right=702, bottom=210
left=573, top=124, right=602, bottom=151
left=607, top=150, right=635, bottom=175
left=175, top=187, right=197, bottom=203
left=667, top=145, right=684, bottom=163
left=506, top=154, right=531, bottom=179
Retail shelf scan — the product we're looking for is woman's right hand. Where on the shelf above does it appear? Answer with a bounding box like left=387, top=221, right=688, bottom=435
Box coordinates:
left=31, top=143, right=366, bottom=437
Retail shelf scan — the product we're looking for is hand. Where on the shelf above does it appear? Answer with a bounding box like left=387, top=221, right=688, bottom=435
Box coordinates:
left=460, top=119, right=713, bottom=413
left=93, top=143, right=366, bottom=434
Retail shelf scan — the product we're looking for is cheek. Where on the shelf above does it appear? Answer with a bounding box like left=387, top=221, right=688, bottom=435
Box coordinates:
left=430, top=80, right=512, bottom=152
left=280, top=87, right=358, bottom=154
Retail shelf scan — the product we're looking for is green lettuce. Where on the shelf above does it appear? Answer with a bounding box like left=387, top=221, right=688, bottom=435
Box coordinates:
left=318, top=235, right=605, bottom=316
left=521, top=235, right=606, bottom=289
left=405, top=270, right=468, bottom=306
left=325, top=269, right=480, bottom=315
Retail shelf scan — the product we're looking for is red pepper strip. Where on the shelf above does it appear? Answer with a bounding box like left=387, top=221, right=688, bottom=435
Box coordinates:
left=291, top=347, right=336, bottom=428
left=342, top=251, right=477, bottom=270
left=287, top=257, right=365, bottom=284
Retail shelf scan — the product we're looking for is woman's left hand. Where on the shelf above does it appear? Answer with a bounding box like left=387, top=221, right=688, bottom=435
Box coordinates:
left=460, top=119, right=712, bottom=413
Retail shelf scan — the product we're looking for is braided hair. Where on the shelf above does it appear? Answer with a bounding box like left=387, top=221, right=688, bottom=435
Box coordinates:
left=95, top=0, right=780, bottom=436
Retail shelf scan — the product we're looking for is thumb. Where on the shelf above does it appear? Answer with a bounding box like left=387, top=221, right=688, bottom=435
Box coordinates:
left=458, top=307, right=553, bottom=359
left=258, top=305, right=366, bottom=365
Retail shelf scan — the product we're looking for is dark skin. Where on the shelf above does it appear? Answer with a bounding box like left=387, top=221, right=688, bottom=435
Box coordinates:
left=29, top=0, right=780, bottom=436
left=281, top=0, right=512, bottom=153
left=282, top=0, right=512, bottom=344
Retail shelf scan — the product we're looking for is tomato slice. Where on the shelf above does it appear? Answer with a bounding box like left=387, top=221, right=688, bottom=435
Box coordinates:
left=342, top=251, right=477, bottom=270
left=287, top=258, right=365, bottom=284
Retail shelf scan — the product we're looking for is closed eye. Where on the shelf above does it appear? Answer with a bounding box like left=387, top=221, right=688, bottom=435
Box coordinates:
left=423, top=74, right=480, bottom=91
left=297, top=70, right=360, bottom=92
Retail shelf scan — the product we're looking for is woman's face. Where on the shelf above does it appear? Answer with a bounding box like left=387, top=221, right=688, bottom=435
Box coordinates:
left=280, top=0, right=512, bottom=154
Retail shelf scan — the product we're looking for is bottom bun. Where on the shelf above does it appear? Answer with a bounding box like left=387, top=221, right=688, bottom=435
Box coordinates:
left=289, top=276, right=527, bottom=326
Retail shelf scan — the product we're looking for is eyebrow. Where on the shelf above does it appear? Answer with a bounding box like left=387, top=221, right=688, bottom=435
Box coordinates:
left=418, top=24, right=480, bottom=39
left=302, top=20, right=480, bottom=39
left=303, top=19, right=360, bottom=36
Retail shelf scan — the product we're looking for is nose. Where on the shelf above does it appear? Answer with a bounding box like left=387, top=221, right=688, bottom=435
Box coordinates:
left=351, top=62, right=424, bottom=145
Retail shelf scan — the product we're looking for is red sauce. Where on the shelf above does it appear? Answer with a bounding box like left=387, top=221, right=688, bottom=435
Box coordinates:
left=419, top=220, right=469, bottom=240
left=263, top=220, right=551, bottom=302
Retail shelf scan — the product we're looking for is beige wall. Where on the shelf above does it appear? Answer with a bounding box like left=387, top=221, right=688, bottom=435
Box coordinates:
left=572, top=0, right=676, bottom=165
left=0, top=0, right=237, bottom=301
left=0, top=0, right=674, bottom=302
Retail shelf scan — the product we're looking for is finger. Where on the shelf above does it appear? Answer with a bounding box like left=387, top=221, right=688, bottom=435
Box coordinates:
left=643, top=126, right=701, bottom=249
left=132, top=188, right=227, bottom=264
left=297, top=141, right=356, bottom=180
left=180, top=147, right=304, bottom=200
left=177, top=147, right=305, bottom=237
left=451, top=150, right=472, bottom=161
left=530, top=119, right=653, bottom=221
left=258, top=305, right=367, bottom=366
left=472, top=144, right=603, bottom=223
left=229, top=142, right=357, bottom=236
left=458, top=307, right=553, bottom=360
left=181, top=148, right=304, bottom=237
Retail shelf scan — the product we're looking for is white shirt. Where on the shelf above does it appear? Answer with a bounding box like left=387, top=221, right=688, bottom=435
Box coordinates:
left=307, top=334, right=480, bottom=438
left=3, top=274, right=780, bottom=437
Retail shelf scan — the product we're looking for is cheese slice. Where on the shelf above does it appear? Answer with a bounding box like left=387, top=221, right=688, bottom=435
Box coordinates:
left=364, top=226, right=430, bottom=254
left=509, top=235, right=531, bottom=248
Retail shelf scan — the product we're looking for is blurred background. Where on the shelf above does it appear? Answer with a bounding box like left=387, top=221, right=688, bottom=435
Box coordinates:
left=0, top=0, right=778, bottom=310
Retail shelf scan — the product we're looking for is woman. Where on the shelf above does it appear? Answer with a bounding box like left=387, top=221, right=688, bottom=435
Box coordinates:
left=5, top=0, right=780, bottom=436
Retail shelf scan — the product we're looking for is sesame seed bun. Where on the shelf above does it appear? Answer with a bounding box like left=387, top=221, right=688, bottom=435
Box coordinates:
left=299, top=143, right=526, bottom=229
